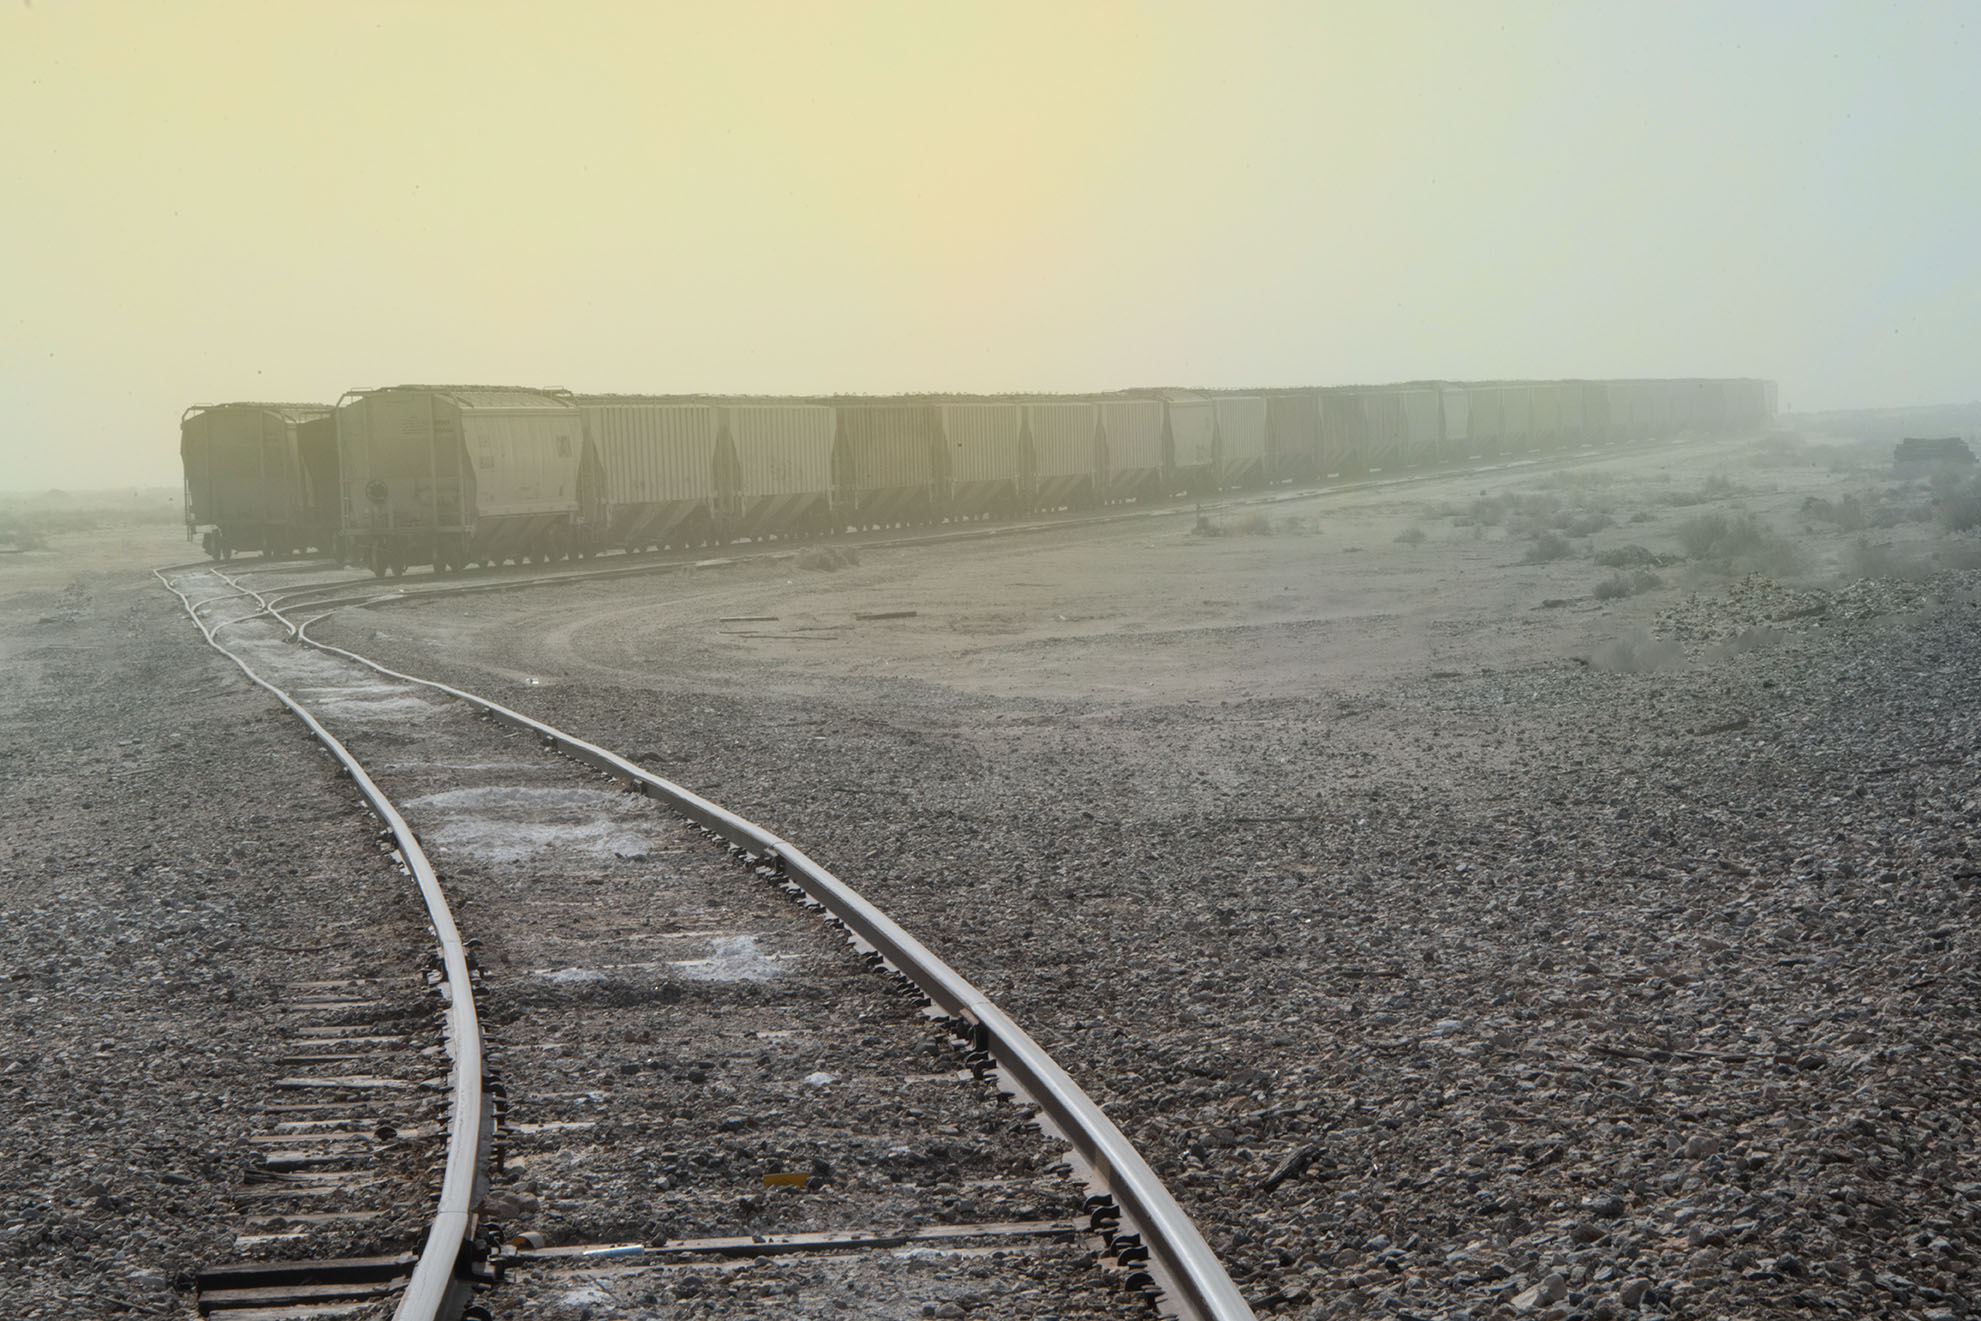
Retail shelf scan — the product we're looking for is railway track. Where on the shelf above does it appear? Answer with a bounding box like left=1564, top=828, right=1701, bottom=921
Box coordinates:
left=159, top=565, right=1256, bottom=1321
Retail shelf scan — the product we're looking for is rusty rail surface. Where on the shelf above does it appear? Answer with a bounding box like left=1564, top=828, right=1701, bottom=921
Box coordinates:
left=157, top=569, right=488, bottom=1321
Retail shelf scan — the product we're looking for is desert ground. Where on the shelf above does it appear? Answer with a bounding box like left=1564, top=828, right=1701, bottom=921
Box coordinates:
left=4, top=433, right=1979, bottom=1320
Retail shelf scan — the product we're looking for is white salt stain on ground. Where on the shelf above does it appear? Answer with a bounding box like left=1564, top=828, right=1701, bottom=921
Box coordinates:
left=532, top=937, right=789, bottom=985
left=668, top=935, right=787, bottom=982
left=402, top=785, right=653, bottom=863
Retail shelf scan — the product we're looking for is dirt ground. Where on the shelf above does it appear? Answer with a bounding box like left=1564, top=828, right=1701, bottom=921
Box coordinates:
left=7, top=434, right=1981, bottom=1320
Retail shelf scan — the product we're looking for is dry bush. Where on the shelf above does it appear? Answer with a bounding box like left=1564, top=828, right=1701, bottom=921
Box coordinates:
left=1676, top=510, right=1771, bottom=560
left=1936, top=475, right=1981, bottom=533
left=1234, top=512, right=1274, bottom=536
left=1592, top=568, right=1663, bottom=600
left=1524, top=531, right=1574, bottom=564
left=1394, top=525, right=1427, bottom=545
left=796, top=545, right=860, bottom=571
left=1656, top=473, right=1743, bottom=508
left=1594, top=543, right=1665, bottom=568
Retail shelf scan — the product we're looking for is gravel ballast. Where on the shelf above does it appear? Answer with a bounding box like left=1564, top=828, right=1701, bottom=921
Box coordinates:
left=315, top=445, right=1981, bottom=1320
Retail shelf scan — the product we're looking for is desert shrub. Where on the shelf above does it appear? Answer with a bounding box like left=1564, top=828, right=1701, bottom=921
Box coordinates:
left=1394, top=525, right=1427, bottom=545
left=1592, top=568, right=1663, bottom=600
left=796, top=545, right=859, bottom=571
left=1524, top=531, right=1573, bottom=564
left=1677, top=510, right=1766, bottom=560
left=1233, top=512, right=1274, bottom=536
left=1675, top=510, right=1803, bottom=576
left=1936, top=475, right=1981, bottom=533
left=1594, top=543, right=1663, bottom=568
left=1562, top=511, right=1613, bottom=537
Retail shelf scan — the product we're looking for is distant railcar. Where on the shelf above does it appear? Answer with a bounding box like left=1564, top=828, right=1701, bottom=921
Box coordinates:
left=1397, top=387, right=1442, bottom=467
left=1024, top=402, right=1103, bottom=510
left=940, top=402, right=1025, bottom=518
left=1098, top=399, right=1166, bottom=502
left=181, top=403, right=337, bottom=560
left=1318, top=390, right=1369, bottom=474
left=718, top=401, right=836, bottom=537
left=1162, top=393, right=1219, bottom=493
left=182, top=374, right=1779, bottom=576
left=574, top=396, right=723, bottom=551
left=1264, top=393, right=1321, bottom=484
left=335, top=385, right=585, bottom=576
left=833, top=404, right=947, bottom=527
left=1213, top=396, right=1269, bottom=488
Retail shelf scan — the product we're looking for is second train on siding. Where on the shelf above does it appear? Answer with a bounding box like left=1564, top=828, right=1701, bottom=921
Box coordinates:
left=184, top=378, right=1778, bottom=575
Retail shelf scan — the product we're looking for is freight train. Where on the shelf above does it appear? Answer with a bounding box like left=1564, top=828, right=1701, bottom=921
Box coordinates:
left=181, top=377, right=1777, bottom=575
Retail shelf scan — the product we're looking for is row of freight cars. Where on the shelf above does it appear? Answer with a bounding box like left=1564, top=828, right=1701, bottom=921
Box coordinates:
left=181, top=377, right=1777, bottom=575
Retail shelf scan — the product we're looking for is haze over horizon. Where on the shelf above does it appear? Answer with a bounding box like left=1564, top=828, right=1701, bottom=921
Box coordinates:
left=4, top=1, right=1977, bottom=491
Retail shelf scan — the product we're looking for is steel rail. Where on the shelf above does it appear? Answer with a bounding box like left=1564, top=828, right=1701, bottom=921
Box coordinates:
left=156, top=569, right=488, bottom=1321
left=234, top=584, right=1257, bottom=1321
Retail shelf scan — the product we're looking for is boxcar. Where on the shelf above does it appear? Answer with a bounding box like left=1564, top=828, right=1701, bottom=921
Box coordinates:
left=1398, top=388, right=1441, bottom=467
left=1163, top=394, right=1219, bottom=492
left=941, top=402, right=1025, bottom=518
left=336, top=385, right=585, bottom=575
left=1438, top=386, right=1471, bottom=456
left=575, top=396, right=722, bottom=550
left=181, top=403, right=336, bottom=559
left=718, top=401, right=835, bottom=537
left=1024, top=402, right=1103, bottom=509
left=1578, top=381, right=1613, bottom=444
left=1319, top=389, right=1370, bottom=474
left=833, top=404, right=947, bottom=526
left=1360, top=390, right=1408, bottom=470
left=1454, top=387, right=1489, bottom=458
left=1098, top=399, right=1165, bottom=502
left=1214, top=395, right=1269, bottom=488
left=1265, top=393, right=1322, bottom=483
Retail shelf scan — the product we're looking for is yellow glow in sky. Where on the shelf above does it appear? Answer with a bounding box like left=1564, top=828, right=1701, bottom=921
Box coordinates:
left=2, top=1, right=1976, bottom=487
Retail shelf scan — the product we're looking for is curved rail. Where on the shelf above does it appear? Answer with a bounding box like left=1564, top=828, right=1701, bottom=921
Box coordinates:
left=226, top=572, right=1255, bottom=1321
left=156, top=569, right=488, bottom=1321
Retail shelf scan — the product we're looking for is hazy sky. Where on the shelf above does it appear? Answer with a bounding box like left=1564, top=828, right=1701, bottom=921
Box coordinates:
left=3, top=1, right=1977, bottom=489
